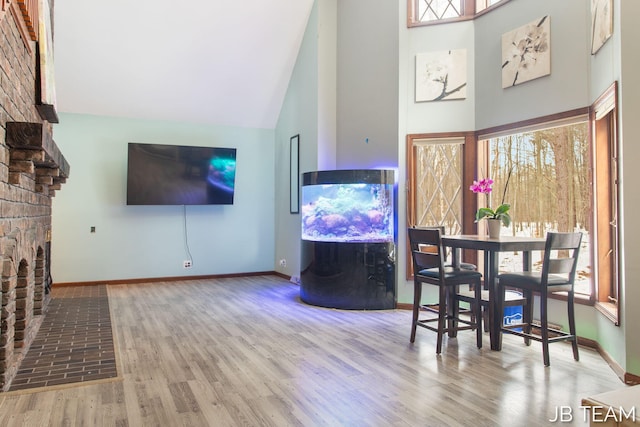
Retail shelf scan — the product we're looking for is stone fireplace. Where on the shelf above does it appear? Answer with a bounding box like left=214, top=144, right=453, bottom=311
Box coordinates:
left=0, top=1, right=69, bottom=390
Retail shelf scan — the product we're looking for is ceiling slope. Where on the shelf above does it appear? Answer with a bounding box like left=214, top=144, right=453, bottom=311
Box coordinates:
left=53, top=0, right=315, bottom=129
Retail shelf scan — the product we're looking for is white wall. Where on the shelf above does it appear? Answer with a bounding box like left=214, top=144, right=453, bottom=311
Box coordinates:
left=398, top=4, right=477, bottom=304
left=51, top=113, right=275, bottom=283
left=474, top=0, right=590, bottom=129
left=274, top=0, right=337, bottom=279
left=618, top=0, right=640, bottom=378
left=336, top=0, right=399, bottom=169
left=404, top=20, right=476, bottom=134
left=317, top=0, right=338, bottom=170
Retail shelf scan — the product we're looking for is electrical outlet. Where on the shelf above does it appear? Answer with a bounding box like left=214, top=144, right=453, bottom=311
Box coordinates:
left=279, top=259, right=286, bottom=267
left=183, top=260, right=192, bottom=268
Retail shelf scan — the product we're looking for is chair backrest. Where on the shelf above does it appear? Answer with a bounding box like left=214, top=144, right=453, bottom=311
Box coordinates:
left=542, top=232, right=583, bottom=285
left=408, top=227, right=445, bottom=274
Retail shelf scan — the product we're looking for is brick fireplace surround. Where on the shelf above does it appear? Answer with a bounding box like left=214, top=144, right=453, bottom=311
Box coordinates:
left=0, top=1, right=69, bottom=390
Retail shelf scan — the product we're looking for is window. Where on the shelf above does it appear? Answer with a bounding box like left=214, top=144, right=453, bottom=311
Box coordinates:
left=408, top=136, right=464, bottom=233
left=475, top=0, right=504, bottom=13
left=415, top=0, right=463, bottom=23
left=408, top=0, right=510, bottom=26
left=478, top=117, right=592, bottom=296
left=406, top=132, right=477, bottom=276
left=407, top=133, right=476, bottom=234
left=407, top=107, right=619, bottom=315
left=591, top=82, right=620, bottom=325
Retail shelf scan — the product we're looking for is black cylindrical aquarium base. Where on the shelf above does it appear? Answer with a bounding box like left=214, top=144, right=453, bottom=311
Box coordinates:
left=300, top=169, right=396, bottom=310
left=300, top=241, right=395, bottom=309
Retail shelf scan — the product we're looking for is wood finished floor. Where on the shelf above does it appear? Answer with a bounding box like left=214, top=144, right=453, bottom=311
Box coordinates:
left=0, top=275, right=628, bottom=426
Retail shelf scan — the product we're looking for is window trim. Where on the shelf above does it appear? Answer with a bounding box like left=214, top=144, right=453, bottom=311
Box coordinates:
left=476, top=108, right=590, bottom=140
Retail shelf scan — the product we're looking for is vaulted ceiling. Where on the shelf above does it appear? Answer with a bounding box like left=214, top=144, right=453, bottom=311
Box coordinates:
left=54, top=0, right=315, bottom=129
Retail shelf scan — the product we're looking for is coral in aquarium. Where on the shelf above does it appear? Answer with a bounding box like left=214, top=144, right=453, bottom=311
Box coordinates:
left=301, top=183, right=393, bottom=242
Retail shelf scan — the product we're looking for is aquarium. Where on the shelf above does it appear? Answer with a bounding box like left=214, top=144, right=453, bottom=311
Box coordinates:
left=301, top=169, right=394, bottom=243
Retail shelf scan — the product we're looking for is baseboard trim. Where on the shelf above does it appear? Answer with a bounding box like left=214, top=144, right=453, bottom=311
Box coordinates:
left=272, top=271, right=291, bottom=281
left=53, top=271, right=279, bottom=287
left=589, top=339, right=640, bottom=385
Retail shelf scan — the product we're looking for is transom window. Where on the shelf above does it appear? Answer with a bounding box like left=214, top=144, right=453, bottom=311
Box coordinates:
left=475, top=0, right=504, bottom=13
left=408, top=0, right=510, bottom=26
left=416, top=0, right=462, bottom=22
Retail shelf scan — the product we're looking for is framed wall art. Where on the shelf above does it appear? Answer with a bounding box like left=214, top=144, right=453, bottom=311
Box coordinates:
left=415, top=49, right=467, bottom=102
left=290, top=134, right=300, bottom=214
left=591, top=0, right=613, bottom=54
left=501, top=16, right=551, bottom=88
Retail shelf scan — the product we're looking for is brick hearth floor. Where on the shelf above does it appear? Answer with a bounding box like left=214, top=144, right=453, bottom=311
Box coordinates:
left=8, top=285, right=117, bottom=391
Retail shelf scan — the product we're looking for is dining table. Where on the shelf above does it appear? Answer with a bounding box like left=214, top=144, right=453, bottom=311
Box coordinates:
left=440, top=234, right=547, bottom=350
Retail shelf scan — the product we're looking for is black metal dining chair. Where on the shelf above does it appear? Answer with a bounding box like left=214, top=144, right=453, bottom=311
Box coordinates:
left=496, top=231, right=583, bottom=366
left=408, top=227, right=483, bottom=353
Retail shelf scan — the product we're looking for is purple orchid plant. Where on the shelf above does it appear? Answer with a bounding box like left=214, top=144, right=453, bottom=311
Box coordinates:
left=470, top=172, right=512, bottom=227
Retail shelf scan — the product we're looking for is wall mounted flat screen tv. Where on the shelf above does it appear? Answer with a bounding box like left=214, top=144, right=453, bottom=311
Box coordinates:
left=127, top=142, right=237, bottom=205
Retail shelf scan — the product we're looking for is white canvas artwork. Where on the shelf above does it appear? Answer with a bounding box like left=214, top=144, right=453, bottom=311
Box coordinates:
left=591, top=0, right=613, bottom=54
left=501, top=16, right=551, bottom=88
left=415, top=49, right=467, bottom=102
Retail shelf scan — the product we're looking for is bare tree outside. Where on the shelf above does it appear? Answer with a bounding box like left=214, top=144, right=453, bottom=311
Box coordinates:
left=483, top=121, right=591, bottom=293
left=414, top=140, right=464, bottom=235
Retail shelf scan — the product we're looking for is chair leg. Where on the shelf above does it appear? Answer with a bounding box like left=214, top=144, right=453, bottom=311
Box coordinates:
left=522, top=289, right=533, bottom=346
left=496, top=283, right=504, bottom=350
left=436, top=285, right=447, bottom=354
left=540, top=289, right=550, bottom=367
left=448, top=287, right=459, bottom=338
left=410, top=281, right=422, bottom=343
left=483, top=308, right=489, bottom=332
left=475, top=279, right=482, bottom=349
left=567, top=290, right=579, bottom=361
